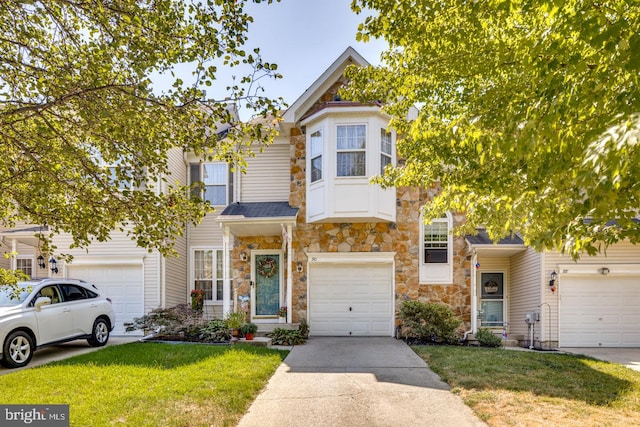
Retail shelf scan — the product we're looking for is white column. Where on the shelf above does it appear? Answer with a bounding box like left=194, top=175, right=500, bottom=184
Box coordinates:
left=222, top=227, right=231, bottom=316
left=10, top=238, right=17, bottom=271
left=471, top=252, right=478, bottom=332
left=286, top=224, right=293, bottom=324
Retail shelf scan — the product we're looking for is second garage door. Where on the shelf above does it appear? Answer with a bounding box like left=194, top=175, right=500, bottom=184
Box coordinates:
left=560, top=275, right=640, bottom=347
left=67, top=263, right=144, bottom=336
left=309, top=263, right=393, bottom=337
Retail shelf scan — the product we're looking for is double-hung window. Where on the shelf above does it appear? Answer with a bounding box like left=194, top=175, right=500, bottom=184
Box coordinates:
left=16, top=257, right=33, bottom=278
left=190, top=163, right=230, bottom=206
left=310, top=130, right=323, bottom=182
left=423, top=220, right=449, bottom=263
left=420, top=213, right=453, bottom=283
left=336, top=124, right=366, bottom=177
left=193, top=249, right=224, bottom=301
left=380, top=128, right=392, bottom=174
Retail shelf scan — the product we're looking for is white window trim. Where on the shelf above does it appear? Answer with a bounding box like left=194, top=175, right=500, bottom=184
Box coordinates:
left=189, top=162, right=230, bottom=207
left=380, top=128, right=393, bottom=174
left=16, top=255, right=35, bottom=278
left=309, top=128, right=324, bottom=183
left=419, top=212, right=453, bottom=284
left=336, top=123, right=367, bottom=178
left=190, top=247, right=224, bottom=303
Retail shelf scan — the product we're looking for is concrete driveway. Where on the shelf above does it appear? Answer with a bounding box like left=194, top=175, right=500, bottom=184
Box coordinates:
left=238, top=337, right=486, bottom=427
left=561, top=348, right=640, bottom=372
left=0, top=336, right=138, bottom=376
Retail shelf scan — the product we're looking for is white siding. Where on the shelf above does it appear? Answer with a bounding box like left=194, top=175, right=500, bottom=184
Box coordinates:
left=189, top=212, right=224, bottom=247
left=240, top=139, right=290, bottom=202
left=544, top=241, right=640, bottom=344
left=510, top=248, right=543, bottom=340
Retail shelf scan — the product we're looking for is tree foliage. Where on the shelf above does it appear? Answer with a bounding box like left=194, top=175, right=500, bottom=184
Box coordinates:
left=345, top=0, right=640, bottom=258
left=0, top=0, right=283, bottom=259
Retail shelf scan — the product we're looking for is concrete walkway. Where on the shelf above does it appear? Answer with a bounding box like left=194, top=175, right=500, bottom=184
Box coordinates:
left=560, top=347, right=640, bottom=372
left=238, top=337, right=486, bottom=427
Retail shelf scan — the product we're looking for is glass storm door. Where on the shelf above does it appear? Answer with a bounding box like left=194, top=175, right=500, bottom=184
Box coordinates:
left=253, top=254, right=281, bottom=318
left=480, top=272, right=505, bottom=327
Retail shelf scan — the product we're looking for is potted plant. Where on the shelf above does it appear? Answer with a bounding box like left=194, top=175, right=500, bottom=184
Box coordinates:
left=225, top=311, right=247, bottom=341
left=190, top=289, right=205, bottom=312
left=240, top=322, right=258, bottom=340
left=278, top=306, right=287, bottom=323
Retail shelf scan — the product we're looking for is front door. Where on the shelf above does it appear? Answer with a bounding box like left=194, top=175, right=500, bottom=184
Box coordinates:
left=251, top=252, right=282, bottom=321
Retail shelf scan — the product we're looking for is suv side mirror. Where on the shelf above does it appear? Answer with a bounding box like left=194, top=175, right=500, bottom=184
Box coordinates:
left=34, top=296, right=51, bottom=312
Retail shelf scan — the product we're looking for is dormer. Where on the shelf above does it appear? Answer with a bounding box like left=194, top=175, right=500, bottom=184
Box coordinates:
left=282, top=47, right=397, bottom=223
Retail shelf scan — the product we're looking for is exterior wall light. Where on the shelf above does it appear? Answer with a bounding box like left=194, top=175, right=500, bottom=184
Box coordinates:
left=240, top=252, right=248, bottom=262
left=48, top=256, right=58, bottom=274
left=37, top=255, right=46, bottom=269
left=549, top=271, right=557, bottom=293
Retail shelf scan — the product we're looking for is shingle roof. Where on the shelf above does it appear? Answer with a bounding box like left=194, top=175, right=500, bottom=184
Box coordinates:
left=466, top=229, right=524, bottom=245
left=220, top=202, right=298, bottom=218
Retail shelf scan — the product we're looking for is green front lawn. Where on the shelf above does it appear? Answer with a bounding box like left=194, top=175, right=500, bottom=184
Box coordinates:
left=0, top=343, right=287, bottom=427
left=414, top=346, right=640, bottom=426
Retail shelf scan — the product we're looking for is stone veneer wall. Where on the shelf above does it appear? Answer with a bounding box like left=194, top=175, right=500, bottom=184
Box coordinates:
left=284, top=129, right=474, bottom=328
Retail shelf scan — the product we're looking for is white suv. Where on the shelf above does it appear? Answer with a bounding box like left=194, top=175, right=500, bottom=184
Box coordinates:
left=0, top=278, right=116, bottom=368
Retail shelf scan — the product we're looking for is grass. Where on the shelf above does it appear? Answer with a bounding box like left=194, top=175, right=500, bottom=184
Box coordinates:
left=0, top=342, right=287, bottom=427
left=413, top=346, right=640, bottom=426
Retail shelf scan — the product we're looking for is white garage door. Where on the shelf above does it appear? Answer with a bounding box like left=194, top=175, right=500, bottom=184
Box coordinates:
left=309, top=263, right=393, bottom=336
left=560, top=275, right=640, bottom=347
left=67, top=264, right=144, bottom=336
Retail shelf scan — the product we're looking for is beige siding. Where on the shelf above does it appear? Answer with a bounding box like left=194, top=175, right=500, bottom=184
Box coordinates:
left=163, top=147, right=189, bottom=308
left=240, top=139, right=290, bottom=202
left=510, top=248, right=543, bottom=340
left=189, top=212, right=224, bottom=247
left=543, top=241, right=640, bottom=344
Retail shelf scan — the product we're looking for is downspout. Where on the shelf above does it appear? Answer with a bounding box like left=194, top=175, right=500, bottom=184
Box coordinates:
left=10, top=238, right=17, bottom=271
left=222, top=226, right=231, bottom=316
left=286, top=223, right=293, bottom=324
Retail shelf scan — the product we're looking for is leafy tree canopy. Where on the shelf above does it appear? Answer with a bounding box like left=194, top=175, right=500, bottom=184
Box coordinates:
left=345, top=0, right=640, bottom=258
left=0, top=0, right=283, bottom=266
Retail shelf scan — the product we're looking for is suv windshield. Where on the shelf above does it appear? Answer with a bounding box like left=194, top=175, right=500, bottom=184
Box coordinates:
left=0, top=284, right=32, bottom=306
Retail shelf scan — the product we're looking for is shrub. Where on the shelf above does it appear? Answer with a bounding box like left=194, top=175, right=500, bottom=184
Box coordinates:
left=298, top=319, right=309, bottom=339
left=124, top=304, right=206, bottom=339
left=268, top=324, right=308, bottom=346
left=399, top=301, right=462, bottom=344
left=475, top=328, right=503, bottom=347
left=199, top=319, right=231, bottom=342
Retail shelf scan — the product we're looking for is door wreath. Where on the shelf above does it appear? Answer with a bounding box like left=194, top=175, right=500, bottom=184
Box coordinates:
left=257, top=257, right=277, bottom=278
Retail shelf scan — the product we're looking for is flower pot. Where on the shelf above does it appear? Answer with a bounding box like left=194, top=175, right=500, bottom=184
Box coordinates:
left=245, top=333, right=254, bottom=341
left=279, top=316, right=286, bottom=324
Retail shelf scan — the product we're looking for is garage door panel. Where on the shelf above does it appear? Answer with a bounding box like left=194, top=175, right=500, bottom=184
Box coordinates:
left=310, top=263, right=393, bottom=337
left=560, top=275, right=640, bottom=347
left=67, top=264, right=143, bottom=336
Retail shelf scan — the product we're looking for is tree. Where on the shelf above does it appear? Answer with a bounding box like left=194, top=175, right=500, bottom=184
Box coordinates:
left=345, top=0, right=640, bottom=258
left=0, top=0, right=284, bottom=272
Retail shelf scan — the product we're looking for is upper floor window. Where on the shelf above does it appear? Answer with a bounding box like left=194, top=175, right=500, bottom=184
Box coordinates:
left=93, top=151, right=133, bottom=189
left=310, top=129, right=323, bottom=182
left=190, top=163, right=230, bottom=206
left=336, top=124, right=366, bottom=177
left=420, top=213, right=453, bottom=283
left=380, top=129, right=392, bottom=174
left=423, top=220, right=449, bottom=263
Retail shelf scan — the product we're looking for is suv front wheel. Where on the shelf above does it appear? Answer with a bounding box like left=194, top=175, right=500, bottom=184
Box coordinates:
left=2, top=330, right=34, bottom=369
left=87, top=318, right=110, bottom=347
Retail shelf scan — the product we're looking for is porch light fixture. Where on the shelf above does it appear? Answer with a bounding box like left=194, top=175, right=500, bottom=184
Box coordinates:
left=48, top=256, right=58, bottom=274
left=549, top=271, right=557, bottom=293
left=296, top=262, right=303, bottom=273
left=240, top=252, right=248, bottom=262
left=37, top=255, right=46, bottom=269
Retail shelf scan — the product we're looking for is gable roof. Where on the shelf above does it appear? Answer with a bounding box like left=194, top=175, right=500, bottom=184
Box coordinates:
left=281, top=47, right=369, bottom=126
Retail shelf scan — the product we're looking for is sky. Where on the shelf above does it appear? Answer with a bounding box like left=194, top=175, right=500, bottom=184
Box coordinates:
left=227, top=0, right=388, bottom=120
